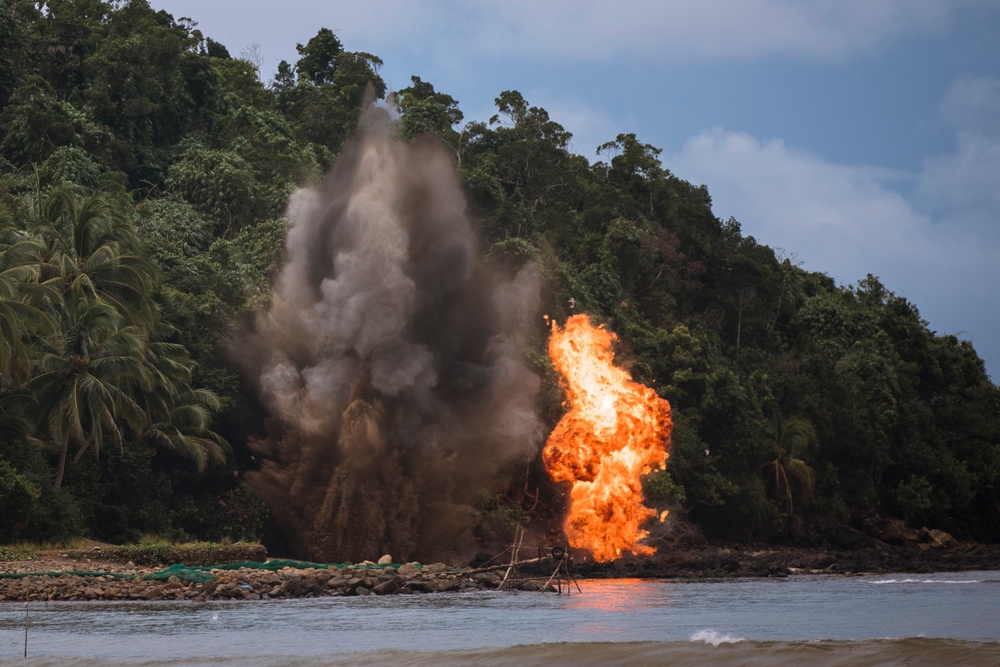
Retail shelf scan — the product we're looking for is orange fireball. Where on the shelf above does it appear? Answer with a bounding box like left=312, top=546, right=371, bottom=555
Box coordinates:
left=543, top=314, right=672, bottom=561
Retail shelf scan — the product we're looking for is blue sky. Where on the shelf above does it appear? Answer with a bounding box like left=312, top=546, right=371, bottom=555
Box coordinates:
left=152, top=0, right=1000, bottom=381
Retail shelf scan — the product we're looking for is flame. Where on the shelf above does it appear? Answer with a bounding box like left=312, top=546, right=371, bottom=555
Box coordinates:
left=543, top=314, right=672, bottom=561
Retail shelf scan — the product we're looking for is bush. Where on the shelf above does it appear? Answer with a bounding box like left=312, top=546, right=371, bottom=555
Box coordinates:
left=0, top=459, right=39, bottom=543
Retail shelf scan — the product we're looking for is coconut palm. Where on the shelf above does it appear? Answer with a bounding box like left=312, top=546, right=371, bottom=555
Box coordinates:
left=29, top=185, right=155, bottom=325
left=136, top=339, right=231, bottom=471
left=0, top=213, right=55, bottom=382
left=763, top=413, right=816, bottom=514
left=143, top=387, right=230, bottom=471
left=25, top=297, right=148, bottom=488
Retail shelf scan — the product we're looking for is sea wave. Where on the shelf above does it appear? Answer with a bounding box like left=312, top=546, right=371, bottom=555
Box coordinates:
left=690, top=629, right=746, bottom=645
left=4, top=638, right=998, bottom=667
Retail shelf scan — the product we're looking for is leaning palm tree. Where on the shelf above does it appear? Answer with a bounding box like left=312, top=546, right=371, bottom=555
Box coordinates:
left=143, top=388, right=231, bottom=472
left=136, top=338, right=231, bottom=471
left=25, top=297, right=148, bottom=488
left=763, top=413, right=816, bottom=514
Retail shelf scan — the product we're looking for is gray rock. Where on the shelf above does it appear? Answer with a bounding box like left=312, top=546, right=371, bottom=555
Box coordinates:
left=372, top=580, right=399, bottom=595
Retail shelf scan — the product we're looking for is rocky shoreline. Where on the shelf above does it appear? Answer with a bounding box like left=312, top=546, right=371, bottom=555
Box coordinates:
left=572, top=542, right=1000, bottom=579
left=0, top=560, right=550, bottom=602
left=2, top=540, right=999, bottom=603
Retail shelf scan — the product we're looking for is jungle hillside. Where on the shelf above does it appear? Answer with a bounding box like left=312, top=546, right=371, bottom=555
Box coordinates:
left=1, top=0, right=998, bottom=553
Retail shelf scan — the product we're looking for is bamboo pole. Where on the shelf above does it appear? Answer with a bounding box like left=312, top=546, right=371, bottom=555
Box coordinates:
left=465, top=556, right=548, bottom=576
left=497, top=527, right=525, bottom=590
left=542, top=556, right=568, bottom=594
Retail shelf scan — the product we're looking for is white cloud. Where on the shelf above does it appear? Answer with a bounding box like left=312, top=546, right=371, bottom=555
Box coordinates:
left=667, top=127, right=1000, bottom=377
left=668, top=130, right=942, bottom=281
left=918, top=132, right=1000, bottom=225
left=922, top=74, right=1000, bottom=243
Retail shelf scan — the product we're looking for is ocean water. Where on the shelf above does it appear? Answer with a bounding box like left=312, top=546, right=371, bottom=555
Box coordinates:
left=1, top=572, right=998, bottom=666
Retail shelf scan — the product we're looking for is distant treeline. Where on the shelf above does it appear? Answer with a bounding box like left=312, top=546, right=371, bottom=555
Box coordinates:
left=0, top=0, right=997, bottom=548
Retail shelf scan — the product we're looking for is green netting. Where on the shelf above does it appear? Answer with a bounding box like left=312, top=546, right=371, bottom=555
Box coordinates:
left=144, top=559, right=418, bottom=582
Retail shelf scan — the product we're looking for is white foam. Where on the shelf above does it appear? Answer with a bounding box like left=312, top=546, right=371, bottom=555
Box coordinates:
left=690, top=629, right=746, bottom=646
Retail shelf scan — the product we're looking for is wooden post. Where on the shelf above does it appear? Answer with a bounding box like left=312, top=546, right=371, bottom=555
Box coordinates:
left=497, top=527, right=524, bottom=590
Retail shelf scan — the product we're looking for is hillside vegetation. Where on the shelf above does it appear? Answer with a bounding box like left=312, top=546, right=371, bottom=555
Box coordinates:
left=1, top=0, right=997, bottom=551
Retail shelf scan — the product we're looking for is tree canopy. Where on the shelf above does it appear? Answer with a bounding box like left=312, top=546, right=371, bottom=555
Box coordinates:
left=1, top=0, right=997, bottom=549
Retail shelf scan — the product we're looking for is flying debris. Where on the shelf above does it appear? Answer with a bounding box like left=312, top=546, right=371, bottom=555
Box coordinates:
left=240, top=97, right=544, bottom=563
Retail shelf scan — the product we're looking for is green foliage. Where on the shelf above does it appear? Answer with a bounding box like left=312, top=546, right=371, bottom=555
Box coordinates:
left=396, top=75, right=464, bottom=143
left=762, top=414, right=816, bottom=514
left=0, top=76, right=108, bottom=165
left=19, top=483, right=87, bottom=544
left=98, top=541, right=265, bottom=566
left=295, top=28, right=343, bottom=85
left=0, top=546, right=40, bottom=562
left=1, top=1, right=998, bottom=551
left=0, top=458, right=39, bottom=542
left=174, top=484, right=273, bottom=544
left=39, top=146, right=103, bottom=191
left=166, top=144, right=269, bottom=235
left=894, top=475, right=934, bottom=522
left=643, top=469, right=686, bottom=507
left=206, top=216, right=287, bottom=311
left=135, top=196, right=216, bottom=264
left=473, top=488, right=530, bottom=531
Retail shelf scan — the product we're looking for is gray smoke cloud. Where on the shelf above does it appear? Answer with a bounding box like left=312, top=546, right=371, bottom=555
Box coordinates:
left=241, top=100, right=544, bottom=563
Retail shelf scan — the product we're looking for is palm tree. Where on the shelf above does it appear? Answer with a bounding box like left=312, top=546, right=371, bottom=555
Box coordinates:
left=29, top=185, right=155, bottom=325
left=21, top=186, right=230, bottom=485
left=25, top=297, right=147, bottom=488
left=143, top=387, right=230, bottom=471
left=137, top=339, right=231, bottom=471
left=0, top=213, right=55, bottom=382
left=763, top=413, right=816, bottom=514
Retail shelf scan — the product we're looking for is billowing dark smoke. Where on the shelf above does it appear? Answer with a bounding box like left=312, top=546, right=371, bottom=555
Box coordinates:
left=240, top=100, right=543, bottom=563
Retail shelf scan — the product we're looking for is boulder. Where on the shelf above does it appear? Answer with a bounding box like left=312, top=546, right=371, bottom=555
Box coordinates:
left=372, top=580, right=399, bottom=595
left=929, top=529, right=956, bottom=548
left=473, top=573, right=501, bottom=587
left=397, top=563, right=421, bottom=577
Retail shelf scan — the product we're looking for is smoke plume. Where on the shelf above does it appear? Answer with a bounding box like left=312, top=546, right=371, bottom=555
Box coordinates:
left=241, top=100, right=543, bottom=563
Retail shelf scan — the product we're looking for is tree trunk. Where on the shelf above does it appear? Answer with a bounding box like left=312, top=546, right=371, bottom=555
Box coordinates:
left=72, top=434, right=93, bottom=464
left=54, top=436, right=69, bottom=489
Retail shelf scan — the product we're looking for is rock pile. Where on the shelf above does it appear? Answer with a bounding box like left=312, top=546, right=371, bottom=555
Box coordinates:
left=0, top=561, right=556, bottom=602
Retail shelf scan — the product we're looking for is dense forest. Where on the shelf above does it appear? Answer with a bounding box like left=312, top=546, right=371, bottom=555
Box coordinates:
left=1, top=0, right=998, bottom=553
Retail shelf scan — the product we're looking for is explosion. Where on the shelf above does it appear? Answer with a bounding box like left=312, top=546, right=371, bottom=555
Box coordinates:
left=543, top=314, right=672, bottom=562
left=240, top=97, right=543, bottom=564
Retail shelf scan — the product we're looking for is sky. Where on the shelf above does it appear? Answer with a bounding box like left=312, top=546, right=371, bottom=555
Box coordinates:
left=151, top=0, right=1000, bottom=382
